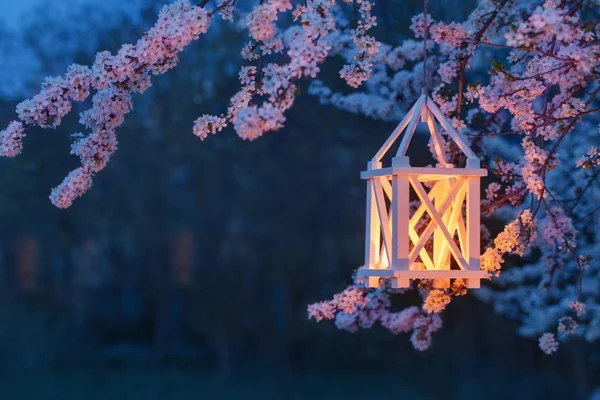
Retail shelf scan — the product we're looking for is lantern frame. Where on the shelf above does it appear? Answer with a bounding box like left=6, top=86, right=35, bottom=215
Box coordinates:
left=357, top=93, right=487, bottom=289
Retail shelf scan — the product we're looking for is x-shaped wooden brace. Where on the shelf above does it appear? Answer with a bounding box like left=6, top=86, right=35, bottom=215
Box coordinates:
left=408, top=176, right=469, bottom=270
left=407, top=180, right=444, bottom=270
left=376, top=176, right=439, bottom=269
left=373, top=177, right=393, bottom=265
left=435, top=183, right=467, bottom=266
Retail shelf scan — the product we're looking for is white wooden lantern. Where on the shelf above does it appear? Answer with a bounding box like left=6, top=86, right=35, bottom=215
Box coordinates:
left=357, top=93, right=487, bottom=289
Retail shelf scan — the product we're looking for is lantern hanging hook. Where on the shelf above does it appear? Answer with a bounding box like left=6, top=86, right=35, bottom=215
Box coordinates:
left=422, top=0, right=429, bottom=94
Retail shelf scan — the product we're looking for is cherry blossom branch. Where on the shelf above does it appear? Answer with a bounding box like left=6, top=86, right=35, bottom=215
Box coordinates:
left=544, top=86, right=600, bottom=171
left=1, top=0, right=215, bottom=207
left=455, top=0, right=510, bottom=118
left=541, top=198, right=584, bottom=301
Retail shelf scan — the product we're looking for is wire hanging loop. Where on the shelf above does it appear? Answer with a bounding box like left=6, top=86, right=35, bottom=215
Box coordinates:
left=422, top=0, right=429, bottom=94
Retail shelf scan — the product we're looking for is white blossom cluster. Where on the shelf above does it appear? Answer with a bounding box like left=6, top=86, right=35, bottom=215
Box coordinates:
left=1, top=0, right=212, bottom=208
left=308, top=286, right=443, bottom=351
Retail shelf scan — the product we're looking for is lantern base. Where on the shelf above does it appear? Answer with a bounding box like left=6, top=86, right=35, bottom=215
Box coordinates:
left=357, top=267, right=487, bottom=289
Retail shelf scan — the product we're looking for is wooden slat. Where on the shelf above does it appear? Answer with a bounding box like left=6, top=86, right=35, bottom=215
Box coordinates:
left=373, top=179, right=393, bottom=264
left=364, top=179, right=380, bottom=269
left=357, top=268, right=487, bottom=279
left=457, top=212, right=467, bottom=259
left=417, top=174, right=449, bottom=182
left=379, top=234, right=389, bottom=268
left=380, top=176, right=392, bottom=200
left=426, top=97, right=477, bottom=159
left=434, top=179, right=451, bottom=270
left=361, top=167, right=487, bottom=179
left=407, top=178, right=464, bottom=266
left=373, top=95, right=424, bottom=162
left=408, top=177, right=469, bottom=270
left=433, top=179, right=452, bottom=288
left=466, top=176, right=481, bottom=270
left=411, top=177, right=470, bottom=270
left=396, top=95, right=426, bottom=157
left=436, top=180, right=467, bottom=267
left=391, top=175, right=410, bottom=270
left=379, top=207, right=392, bottom=269
left=408, top=181, right=441, bottom=271
left=408, top=225, right=436, bottom=270
left=408, top=180, right=441, bottom=230
left=425, top=108, right=447, bottom=164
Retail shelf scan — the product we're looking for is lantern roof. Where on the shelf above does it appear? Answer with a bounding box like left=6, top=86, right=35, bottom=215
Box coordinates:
left=372, top=93, right=477, bottom=166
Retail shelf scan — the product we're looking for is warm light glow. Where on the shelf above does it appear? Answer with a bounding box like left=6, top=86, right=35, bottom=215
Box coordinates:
left=358, top=93, right=487, bottom=289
